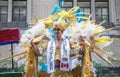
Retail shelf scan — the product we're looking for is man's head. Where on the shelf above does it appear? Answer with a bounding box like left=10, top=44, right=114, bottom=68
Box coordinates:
left=53, top=25, right=63, bottom=39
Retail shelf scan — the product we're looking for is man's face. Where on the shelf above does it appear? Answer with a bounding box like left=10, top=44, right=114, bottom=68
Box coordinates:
left=53, top=27, right=63, bottom=38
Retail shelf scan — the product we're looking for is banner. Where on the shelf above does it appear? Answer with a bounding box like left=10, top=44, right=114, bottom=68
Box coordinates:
left=0, top=28, right=20, bottom=45
left=47, top=40, right=55, bottom=73
left=60, top=39, right=70, bottom=71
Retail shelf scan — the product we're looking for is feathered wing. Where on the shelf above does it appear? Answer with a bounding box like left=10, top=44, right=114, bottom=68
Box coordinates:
left=91, top=26, right=115, bottom=66
left=71, top=19, right=115, bottom=67
left=13, top=22, right=47, bottom=67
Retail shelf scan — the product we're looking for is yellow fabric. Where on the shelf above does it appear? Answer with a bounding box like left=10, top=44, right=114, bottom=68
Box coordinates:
left=38, top=70, right=50, bottom=77
left=38, top=65, right=81, bottom=77
left=71, top=65, right=81, bottom=77
left=81, top=43, right=93, bottom=77
left=26, top=47, right=38, bottom=77
left=55, top=48, right=61, bottom=60
left=50, top=68, right=73, bottom=77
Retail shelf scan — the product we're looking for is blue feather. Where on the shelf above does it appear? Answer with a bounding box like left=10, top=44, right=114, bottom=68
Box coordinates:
left=48, top=27, right=56, bottom=40
left=50, top=5, right=62, bottom=14
left=74, top=8, right=83, bottom=23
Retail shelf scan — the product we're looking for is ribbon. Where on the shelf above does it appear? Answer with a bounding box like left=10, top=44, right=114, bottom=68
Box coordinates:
left=60, top=39, right=70, bottom=71
left=47, top=40, right=55, bottom=73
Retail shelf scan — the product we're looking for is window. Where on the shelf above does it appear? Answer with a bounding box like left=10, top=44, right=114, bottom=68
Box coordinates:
left=77, top=0, right=91, bottom=17
left=13, top=0, right=27, bottom=22
left=0, top=0, right=8, bottom=23
left=59, top=0, right=73, bottom=11
left=95, top=0, right=109, bottom=23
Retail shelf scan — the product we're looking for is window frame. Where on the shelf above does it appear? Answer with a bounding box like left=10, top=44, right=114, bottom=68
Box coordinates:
left=59, top=0, right=73, bottom=10
left=77, top=0, right=91, bottom=18
left=12, top=0, right=27, bottom=22
left=0, top=0, right=8, bottom=23
left=95, top=0, right=109, bottom=23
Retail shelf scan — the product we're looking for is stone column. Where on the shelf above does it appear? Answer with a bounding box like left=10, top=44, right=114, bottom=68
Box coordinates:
left=73, top=0, right=77, bottom=7
left=115, top=0, right=120, bottom=22
left=91, top=0, right=95, bottom=20
left=8, top=0, right=12, bottom=22
left=27, top=0, right=32, bottom=26
left=109, top=0, right=116, bottom=23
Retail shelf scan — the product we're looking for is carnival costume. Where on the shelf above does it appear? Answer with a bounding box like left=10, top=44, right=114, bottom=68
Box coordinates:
left=1, top=5, right=115, bottom=77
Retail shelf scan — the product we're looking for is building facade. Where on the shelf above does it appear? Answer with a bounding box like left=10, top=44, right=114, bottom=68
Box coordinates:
left=0, top=0, right=120, bottom=66
left=0, top=0, right=120, bottom=28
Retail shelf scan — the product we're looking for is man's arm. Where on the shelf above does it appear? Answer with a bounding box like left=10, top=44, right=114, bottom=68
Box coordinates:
left=31, top=38, right=42, bottom=56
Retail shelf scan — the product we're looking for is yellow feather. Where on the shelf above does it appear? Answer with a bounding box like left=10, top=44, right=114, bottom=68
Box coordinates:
left=95, top=37, right=109, bottom=45
left=94, top=26, right=105, bottom=34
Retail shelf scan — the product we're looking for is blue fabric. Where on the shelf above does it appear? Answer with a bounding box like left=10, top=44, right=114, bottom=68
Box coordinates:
left=41, top=64, right=48, bottom=72
left=50, top=5, right=62, bottom=14
left=0, top=41, right=19, bottom=46
left=55, top=65, right=60, bottom=68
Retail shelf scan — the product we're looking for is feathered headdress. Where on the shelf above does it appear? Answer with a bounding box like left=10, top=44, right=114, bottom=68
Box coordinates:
left=38, top=5, right=83, bottom=31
